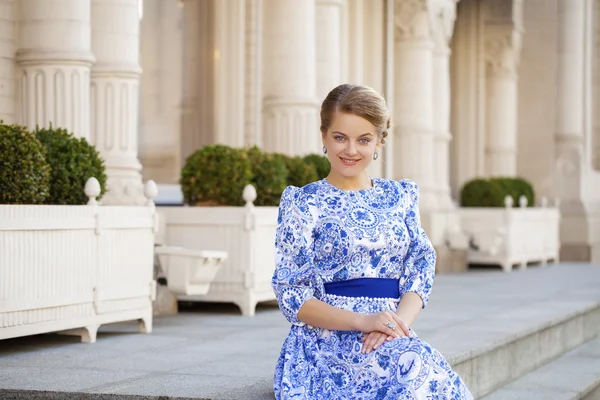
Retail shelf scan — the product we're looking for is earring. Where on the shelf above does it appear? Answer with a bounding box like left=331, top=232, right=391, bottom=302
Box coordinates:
left=322, top=146, right=328, bottom=155
left=373, top=151, right=379, bottom=160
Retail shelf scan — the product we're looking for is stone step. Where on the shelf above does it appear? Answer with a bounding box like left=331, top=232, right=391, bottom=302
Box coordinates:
left=414, top=266, right=600, bottom=398
left=480, top=336, right=600, bottom=400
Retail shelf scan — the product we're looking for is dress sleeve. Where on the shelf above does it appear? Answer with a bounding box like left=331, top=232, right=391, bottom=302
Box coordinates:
left=271, top=185, right=316, bottom=326
left=399, top=179, right=436, bottom=308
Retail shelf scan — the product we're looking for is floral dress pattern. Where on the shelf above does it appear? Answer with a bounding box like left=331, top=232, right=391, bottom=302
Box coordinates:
left=271, top=178, right=473, bottom=400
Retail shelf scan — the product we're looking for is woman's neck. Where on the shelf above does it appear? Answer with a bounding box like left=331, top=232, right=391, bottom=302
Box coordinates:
left=325, top=173, right=373, bottom=191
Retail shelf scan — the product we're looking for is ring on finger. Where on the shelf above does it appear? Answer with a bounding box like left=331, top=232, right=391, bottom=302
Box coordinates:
left=386, top=321, right=395, bottom=330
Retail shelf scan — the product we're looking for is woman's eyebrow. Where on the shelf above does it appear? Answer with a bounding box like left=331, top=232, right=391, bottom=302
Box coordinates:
left=332, top=131, right=374, bottom=137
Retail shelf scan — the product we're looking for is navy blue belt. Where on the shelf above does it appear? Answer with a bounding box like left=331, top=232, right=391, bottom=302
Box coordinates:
left=324, top=278, right=400, bottom=299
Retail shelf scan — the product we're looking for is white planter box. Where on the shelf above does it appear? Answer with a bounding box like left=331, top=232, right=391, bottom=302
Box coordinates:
left=0, top=180, right=159, bottom=343
left=158, top=189, right=278, bottom=316
left=460, top=196, right=561, bottom=272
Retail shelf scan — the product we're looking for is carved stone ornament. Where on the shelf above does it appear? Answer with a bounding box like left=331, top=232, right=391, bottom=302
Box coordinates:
left=394, top=0, right=432, bottom=41
left=484, top=28, right=521, bottom=77
left=433, top=0, right=458, bottom=47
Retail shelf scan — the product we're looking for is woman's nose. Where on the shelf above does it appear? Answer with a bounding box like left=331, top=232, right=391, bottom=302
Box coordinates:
left=345, top=142, right=357, bottom=155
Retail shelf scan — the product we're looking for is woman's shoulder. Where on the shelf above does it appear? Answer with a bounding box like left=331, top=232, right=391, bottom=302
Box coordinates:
left=279, top=181, right=321, bottom=213
left=373, top=178, right=419, bottom=208
left=373, top=177, right=418, bottom=192
left=281, top=180, right=321, bottom=200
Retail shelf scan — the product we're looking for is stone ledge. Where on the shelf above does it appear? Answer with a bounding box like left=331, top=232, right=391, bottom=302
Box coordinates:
left=0, top=390, right=209, bottom=400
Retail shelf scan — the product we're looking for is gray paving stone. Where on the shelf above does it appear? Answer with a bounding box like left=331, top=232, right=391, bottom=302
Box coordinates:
left=0, top=366, right=150, bottom=392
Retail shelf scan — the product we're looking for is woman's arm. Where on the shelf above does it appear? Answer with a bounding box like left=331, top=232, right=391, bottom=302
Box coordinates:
left=297, top=298, right=362, bottom=331
left=395, top=291, right=424, bottom=328
left=298, top=298, right=409, bottom=338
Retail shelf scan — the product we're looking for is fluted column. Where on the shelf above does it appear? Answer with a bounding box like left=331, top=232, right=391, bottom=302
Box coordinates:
left=262, top=0, right=319, bottom=156
left=592, top=0, right=600, bottom=171
left=432, top=0, right=457, bottom=211
left=555, top=0, right=586, bottom=202
left=316, top=0, right=344, bottom=100
left=91, top=0, right=144, bottom=205
left=244, top=0, right=263, bottom=148
left=0, top=0, right=16, bottom=124
left=483, top=0, right=523, bottom=177
left=394, top=0, right=436, bottom=211
left=16, top=0, right=94, bottom=139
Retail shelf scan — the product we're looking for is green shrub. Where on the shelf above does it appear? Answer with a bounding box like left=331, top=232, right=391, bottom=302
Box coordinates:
left=303, top=154, right=331, bottom=180
left=273, top=153, right=318, bottom=188
left=490, top=177, right=535, bottom=207
left=0, top=122, right=51, bottom=204
left=35, top=125, right=107, bottom=205
left=246, top=146, right=288, bottom=206
left=460, top=177, right=536, bottom=208
left=180, top=144, right=253, bottom=206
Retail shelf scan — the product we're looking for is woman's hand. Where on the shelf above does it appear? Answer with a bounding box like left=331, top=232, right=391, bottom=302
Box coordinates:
left=355, top=311, right=410, bottom=339
left=360, top=332, right=394, bottom=353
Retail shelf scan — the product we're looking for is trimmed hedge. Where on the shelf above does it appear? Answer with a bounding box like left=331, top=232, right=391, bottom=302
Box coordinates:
left=460, top=177, right=535, bottom=207
left=247, top=146, right=288, bottom=206
left=0, top=122, right=51, bottom=204
left=179, top=145, right=329, bottom=206
left=274, top=153, right=319, bottom=189
left=180, top=144, right=253, bottom=206
left=35, top=125, right=107, bottom=205
left=303, top=154, right=331, bottom=180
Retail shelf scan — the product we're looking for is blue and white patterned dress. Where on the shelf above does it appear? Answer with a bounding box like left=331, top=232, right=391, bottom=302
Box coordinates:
left=272, top=178, right=473, bottom=400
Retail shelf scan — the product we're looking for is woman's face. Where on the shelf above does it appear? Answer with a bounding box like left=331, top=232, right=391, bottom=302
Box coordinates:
left=322, top=111, right=380, bottom=179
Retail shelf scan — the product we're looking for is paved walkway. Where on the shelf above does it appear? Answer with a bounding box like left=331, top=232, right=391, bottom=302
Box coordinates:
left=1, top=263, right=599, bottom=399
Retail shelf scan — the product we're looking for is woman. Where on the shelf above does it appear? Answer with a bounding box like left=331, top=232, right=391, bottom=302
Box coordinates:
left=271, top=84, right=473, bottom=399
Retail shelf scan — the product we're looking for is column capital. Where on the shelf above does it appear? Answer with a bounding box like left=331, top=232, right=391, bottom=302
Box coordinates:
left=484, top=25, right=521, bottom=78
left=394, top=0, right=432, bottom=42
left=432, top=0, right=459, bottom=49
left=395, top=0, right=459, bottom=45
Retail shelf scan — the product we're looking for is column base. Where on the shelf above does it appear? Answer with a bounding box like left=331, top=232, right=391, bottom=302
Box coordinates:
left=435, top=245, right=468, bottom=274
left=559, top=245, right=594, bottom=263
left=559, top=201, right=600, bottom=264
left=420, top=208, right=469, bottom=274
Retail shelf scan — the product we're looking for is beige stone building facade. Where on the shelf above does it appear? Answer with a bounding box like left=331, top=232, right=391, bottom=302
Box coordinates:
left=0, top=0, right=599, bottom=264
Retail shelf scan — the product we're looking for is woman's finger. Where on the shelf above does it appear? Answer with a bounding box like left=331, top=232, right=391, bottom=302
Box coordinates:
left=363, top=333, right=380, bottom=353
left=372, top=333, right=388, bottom=350
left=380, top=315, right=401, bottom=338
left=387, top=312, right=411, bottom=337
left=367, top=332, right=386, bottom=353
left=361, top=333, right=372, bottom=353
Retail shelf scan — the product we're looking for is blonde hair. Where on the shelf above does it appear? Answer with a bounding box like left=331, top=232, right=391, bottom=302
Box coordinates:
left=320, top=84, right=391, bottom=144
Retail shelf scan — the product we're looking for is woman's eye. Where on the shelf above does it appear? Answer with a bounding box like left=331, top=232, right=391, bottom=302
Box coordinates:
left=360, top=138, right=370, bottom=144
left=335, top=136, right=345, bottom=141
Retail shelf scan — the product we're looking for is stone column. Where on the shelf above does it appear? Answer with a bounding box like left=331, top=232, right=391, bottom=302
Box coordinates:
left=593, top=0, right=600, bottom=171
left=0, top=0, right=16, bottom=124
left=139, top=0, right=183, bottom=184
left=91, top=0, right=144, bottom=205
left=180, top=0, right=208, bottom=163
left=483, top=0, right=523, bottom=177
left=393, top=0, right=436, bottom=211
left=15, top=0, right=94, bottom=139
left=555, top=0, right=600, bottom=263
left=316, top=0, right=344, bottom=100
left=244, top=0, right=263, bottom=148
left=432, top=1, right=458, bottom=210
left=262, top=0, right=319, bottom=155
